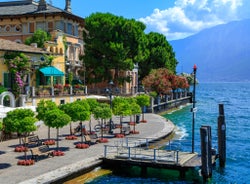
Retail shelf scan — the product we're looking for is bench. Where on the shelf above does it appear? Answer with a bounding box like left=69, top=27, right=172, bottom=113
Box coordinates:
left=30, top=145, right=54, bottom=161
left=84, top=134, right=98, bottom=145
left=22, top=135, right=42, bottom=147
left=122, top=126, right=130, bottom=135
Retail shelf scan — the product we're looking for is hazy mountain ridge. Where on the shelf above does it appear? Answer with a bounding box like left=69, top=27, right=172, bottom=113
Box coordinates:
left=170, top=19, right=250, bottom=82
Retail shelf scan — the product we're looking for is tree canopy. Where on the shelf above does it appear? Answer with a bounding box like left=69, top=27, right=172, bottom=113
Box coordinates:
left=3, top=108, right=36, bottom=134
left=138, top=32, right=178, bottom=81
left=142, top=68, right=189, bottom=94
left=25, top=29, right=51, bottom=48
left=82, top=12, right=147, bottom=85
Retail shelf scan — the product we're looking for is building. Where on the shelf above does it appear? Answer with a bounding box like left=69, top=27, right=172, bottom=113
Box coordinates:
left=0, top=0, right=87, bottom=107
left=0, top=0, right=138, bottom=108
left=0, top=0, right=85, bottom=84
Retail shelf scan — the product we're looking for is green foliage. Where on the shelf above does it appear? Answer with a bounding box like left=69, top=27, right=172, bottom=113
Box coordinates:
left=136, top=94, right=150, bottom=107
left=139, top=32, right=178, bottom=81
left=44, top=109, right=71, bottom=129
left=93, top=103, right=112, bottom=120
left=39, top=55, right=54, bottom=68
left=68, top=72, right=73, bottom=85
left=86, top=98, right=99, bottom=112
left=112, top=97, right=131, bottom=116
left=25, top=29, right=51, bottom=48
left=59, top=100, right=91, bottom=122
left=126, top=97, right=140, bottom=116
left=0, top=121, right=3, bottom=131
left=36, top=100, right=58, bottom=121
left=0, top=85, right=7, bottom=94
left=3, top=52, right=31, bottom=96
left=82, top=13, right=147, bottom=84
left=3, top=109, right=36, bottom=134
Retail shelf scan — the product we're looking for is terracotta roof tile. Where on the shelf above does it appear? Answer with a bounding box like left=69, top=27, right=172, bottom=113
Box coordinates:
left=0, top=38, right=48, bottom=54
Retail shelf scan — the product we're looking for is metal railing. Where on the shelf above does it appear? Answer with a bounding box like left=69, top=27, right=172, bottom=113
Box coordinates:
left=104, top=145, right=179, bottom=163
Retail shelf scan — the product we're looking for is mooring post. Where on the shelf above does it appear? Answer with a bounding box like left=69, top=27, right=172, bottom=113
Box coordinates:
left=200, top=126, right=212, bottom=180
left=218, top=103, right=226, bottom=167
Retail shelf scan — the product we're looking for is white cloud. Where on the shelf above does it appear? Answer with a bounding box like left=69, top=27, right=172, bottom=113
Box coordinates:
left=139, top=0, right=249, bottom=40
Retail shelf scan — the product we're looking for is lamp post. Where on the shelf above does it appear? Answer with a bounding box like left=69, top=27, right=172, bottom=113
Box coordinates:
left=106, top=80, right=114, bottom=134
left=191, top=64, right=197, bottom=153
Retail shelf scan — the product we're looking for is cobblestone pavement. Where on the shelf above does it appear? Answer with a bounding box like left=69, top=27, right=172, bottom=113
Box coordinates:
left=0, top=113, right=175, bottom=184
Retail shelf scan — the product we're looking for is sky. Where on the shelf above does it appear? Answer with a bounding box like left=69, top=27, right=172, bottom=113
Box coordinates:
left=2, top=0, right=250, bottom=40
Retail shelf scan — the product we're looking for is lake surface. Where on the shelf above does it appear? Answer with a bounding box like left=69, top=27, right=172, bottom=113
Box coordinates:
left=79, top=83, right=250, bottom=183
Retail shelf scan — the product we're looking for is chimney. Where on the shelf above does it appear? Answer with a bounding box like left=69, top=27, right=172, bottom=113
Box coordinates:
left=65, top=0, right=72, bottom=13
left=38, top=0, right=47, bottom=11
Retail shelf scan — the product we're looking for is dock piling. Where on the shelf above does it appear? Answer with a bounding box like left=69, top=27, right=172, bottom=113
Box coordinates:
left=200, top=125, right=212, bottom=180
left=218, top=104, right=226, bottom=167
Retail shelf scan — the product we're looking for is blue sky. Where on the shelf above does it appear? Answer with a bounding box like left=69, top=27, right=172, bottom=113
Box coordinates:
left=2, top=0, right=250, bottom=40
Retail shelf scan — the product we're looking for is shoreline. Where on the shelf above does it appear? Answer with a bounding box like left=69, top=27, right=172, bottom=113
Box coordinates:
left=0, top=113, right=175, bottom=184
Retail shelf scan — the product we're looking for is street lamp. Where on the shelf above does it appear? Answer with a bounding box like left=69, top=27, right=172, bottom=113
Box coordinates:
left=191, top=64, right=197, bottom=153
left=106, top=80, right=114, bottom=134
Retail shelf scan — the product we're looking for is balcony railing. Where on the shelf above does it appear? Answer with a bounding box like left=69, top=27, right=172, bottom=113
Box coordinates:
left=30, top=85, right=87, bottom=98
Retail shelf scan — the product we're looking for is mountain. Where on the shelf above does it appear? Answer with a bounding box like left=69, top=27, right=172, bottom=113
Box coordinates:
left=170, top=19, right=250, bottom=82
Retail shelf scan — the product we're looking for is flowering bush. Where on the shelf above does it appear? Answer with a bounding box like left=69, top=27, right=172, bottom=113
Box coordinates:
left=65, top=135, right=78, bottom=140
left=53, top=150, right=64, bottom=156
left=17, top=159, right=35, bottom=166
left=14, top=146, right=28, bottom=152
left=97, top=138, right=109, bottom=143
left=3, top=53, right=30, bottom=96
left=54, top=84, right=63, bottom=89
left=44, top=139, right=55, bottom=145
left=64, top=84, right=70, bottom=88
left=75, top=143, right=90, bottom=149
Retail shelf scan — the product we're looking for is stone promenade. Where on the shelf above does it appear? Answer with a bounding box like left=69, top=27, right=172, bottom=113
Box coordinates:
left=0, top=113, right=175, bottom=184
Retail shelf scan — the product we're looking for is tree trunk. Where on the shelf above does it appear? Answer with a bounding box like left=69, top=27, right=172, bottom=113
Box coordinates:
left=57, top=128, right=59, bottom=151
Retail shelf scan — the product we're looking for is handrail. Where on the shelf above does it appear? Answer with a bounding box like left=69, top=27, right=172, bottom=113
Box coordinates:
left=104, top=145, right=179, bottom=164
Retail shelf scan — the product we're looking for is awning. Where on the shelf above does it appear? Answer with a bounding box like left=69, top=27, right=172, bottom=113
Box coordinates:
left=39, top=66, right=64, bottom=77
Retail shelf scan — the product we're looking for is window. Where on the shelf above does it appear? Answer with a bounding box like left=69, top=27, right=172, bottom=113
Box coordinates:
left=60, top=99, right=65, bottom=104
left=5, top=25, right=11, bottom=32
left=15, top=25, right=22, bottom=32
left=36, top=22, right=45, bottom=30
left=67, top=23, right=72, bottom=35
left=48, top=22, right=53, bottom=32
left=29, top=22, right=35, bottom=33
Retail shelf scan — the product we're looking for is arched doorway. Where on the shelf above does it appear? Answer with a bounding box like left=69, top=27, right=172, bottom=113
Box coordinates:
left=0, top=92, right=15, bottom=107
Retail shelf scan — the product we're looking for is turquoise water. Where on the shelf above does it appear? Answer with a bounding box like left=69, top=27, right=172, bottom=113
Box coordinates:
left=88, top=83, right=250, bottom=183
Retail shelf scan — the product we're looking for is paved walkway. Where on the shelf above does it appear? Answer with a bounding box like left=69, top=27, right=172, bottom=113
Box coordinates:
left=0, top=113, right=175, bottom=184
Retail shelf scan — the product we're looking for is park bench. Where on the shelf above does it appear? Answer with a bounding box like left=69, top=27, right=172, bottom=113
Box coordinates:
left=122, top=126, right=131, bottom=135
left=22, top=135, right=42, bottom=147
left=30, top=145, right=54, bottom=161
left=84, top=134, right=98, bottom=145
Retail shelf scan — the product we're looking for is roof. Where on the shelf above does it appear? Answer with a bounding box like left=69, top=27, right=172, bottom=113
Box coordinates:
left=0, top=0, right=84, bottom=25
left=0, top=38, right=48, bottom=54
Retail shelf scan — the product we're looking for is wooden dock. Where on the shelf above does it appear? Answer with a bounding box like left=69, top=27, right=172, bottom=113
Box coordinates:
left=102, top=145, right=217, bottom=178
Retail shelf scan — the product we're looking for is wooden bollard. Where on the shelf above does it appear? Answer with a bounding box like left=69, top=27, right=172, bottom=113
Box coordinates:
left=200, top=126, right=212, bottom=180
left=218, top=104, right=226, bottom=167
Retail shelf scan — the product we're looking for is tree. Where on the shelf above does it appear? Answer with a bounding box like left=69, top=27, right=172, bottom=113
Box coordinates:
left=44, top=109, right=71, bottom=150
left=139, top=32, right=178, bottom=81
left=93, top=103, right=112, bottom=139
left=3, top=109, right=37, bottom=145
left=136, top=94, right=150, bottom=122
left=86, top=98, right=100, bottom=133
left=25, top=29, right=51, bottom=48
left=59, top=100, right=90, bottom=135
left=142, top=68, right=174, bottom=94
left=36, top=100, right=58, bottom=140
left=128, top=98, right=141, bottom=133
left=112, top=97, right=131, bottom=134
left=82, top=13, right=147, bottom=85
